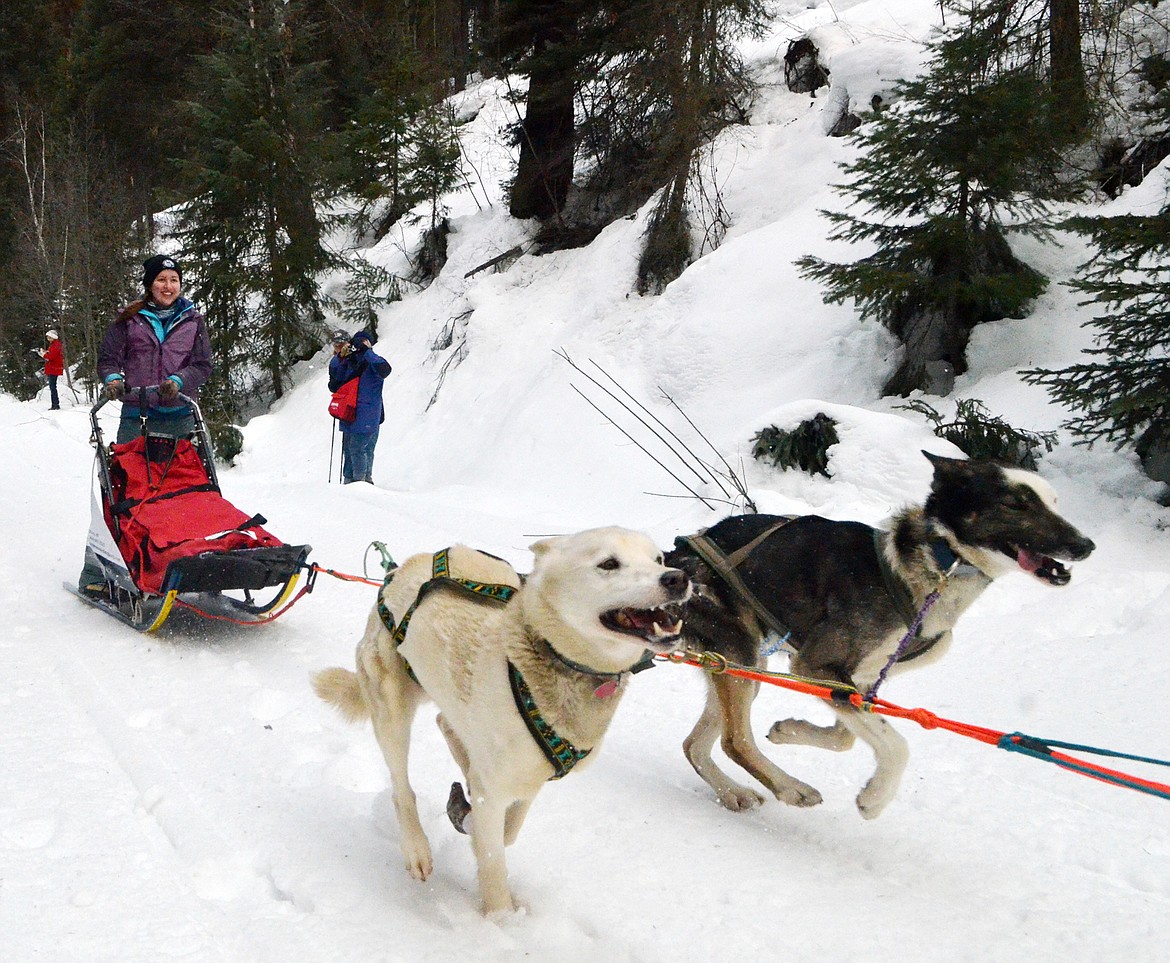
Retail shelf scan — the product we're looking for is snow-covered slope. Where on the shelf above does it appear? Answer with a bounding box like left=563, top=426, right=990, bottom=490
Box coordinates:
left=4, top=1, right=1169, bottom=959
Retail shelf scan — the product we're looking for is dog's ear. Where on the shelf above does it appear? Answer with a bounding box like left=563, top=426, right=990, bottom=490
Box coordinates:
left=922, top=449, right=965, bottom=470
left=529, top=537, right=557, bottom=559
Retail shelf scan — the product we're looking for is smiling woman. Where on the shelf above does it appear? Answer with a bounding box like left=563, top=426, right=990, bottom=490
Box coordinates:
left=96, top=254, right=212, bottom=446
left=78, top=253, right=214, bottom=598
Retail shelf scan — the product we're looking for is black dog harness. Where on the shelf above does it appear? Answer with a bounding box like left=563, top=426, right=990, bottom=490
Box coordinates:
left=377, top=548, right=590, bottom=779
left=681, top=519, right=980, bottom=666
left=677, top=517, right=800, bottom=645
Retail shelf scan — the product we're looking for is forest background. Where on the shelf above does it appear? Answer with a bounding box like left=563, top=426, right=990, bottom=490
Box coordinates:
left=2, top=0, right=1169, bottom=480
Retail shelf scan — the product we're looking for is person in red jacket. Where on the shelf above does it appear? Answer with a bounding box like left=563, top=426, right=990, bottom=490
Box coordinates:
left=38, top=330, right=64, bottom=410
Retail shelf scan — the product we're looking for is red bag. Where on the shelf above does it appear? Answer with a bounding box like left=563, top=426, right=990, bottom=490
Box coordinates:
left=106, top=436, right=285, bottom=595
left=329, top=377, right=360, bottom=422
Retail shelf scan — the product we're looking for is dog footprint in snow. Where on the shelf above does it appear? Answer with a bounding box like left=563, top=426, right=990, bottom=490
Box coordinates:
left=2, top=816, right=57, bottom=850
left=247, top=688, right=299, bottom=724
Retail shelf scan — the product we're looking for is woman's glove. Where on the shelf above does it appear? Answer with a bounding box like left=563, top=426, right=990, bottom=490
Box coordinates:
left=105, top=380, right=125, bottom=401
left=158, top=378, right=180, bottom=401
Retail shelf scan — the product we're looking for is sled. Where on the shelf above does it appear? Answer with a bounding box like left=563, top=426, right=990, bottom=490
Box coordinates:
left=70, top=387, right=312, bottom=632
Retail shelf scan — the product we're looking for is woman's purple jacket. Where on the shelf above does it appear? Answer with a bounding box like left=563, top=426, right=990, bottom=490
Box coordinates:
left=98, top=299, right=212, bottom=414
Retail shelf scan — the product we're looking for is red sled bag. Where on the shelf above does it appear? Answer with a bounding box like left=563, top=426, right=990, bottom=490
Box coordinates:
left=106, top=435, right=285, bottom=595
left=328, top=377, right=360, bottom=422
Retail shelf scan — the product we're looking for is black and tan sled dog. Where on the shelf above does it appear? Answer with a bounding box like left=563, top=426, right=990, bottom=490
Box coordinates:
left=665, top=452, right=1095, bottom=818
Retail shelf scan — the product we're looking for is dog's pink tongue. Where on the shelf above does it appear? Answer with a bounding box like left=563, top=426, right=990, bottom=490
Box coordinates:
left=594, top=679, right=619, bottom=698
left=1017, top=549, right=1042, bottom=573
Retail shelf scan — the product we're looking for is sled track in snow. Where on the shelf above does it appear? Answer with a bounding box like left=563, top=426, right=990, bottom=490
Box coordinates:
left=52, top=653, right=329, bottom=929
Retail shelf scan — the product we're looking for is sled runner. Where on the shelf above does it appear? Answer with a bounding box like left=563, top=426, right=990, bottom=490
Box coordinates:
left=69, top=388, right=312, bottom=632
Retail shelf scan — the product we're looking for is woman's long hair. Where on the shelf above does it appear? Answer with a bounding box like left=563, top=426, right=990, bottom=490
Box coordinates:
left=114, top=297, right=148, bottom=324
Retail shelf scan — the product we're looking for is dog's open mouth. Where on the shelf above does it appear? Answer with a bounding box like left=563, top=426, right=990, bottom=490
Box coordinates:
left=600, top=605, right=684, bottom=649
left=1014, top=547, right=1072, bottom=586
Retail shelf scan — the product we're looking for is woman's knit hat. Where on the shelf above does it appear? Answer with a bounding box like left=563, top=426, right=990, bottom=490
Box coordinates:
left=143, top=254, right=182, bottom=290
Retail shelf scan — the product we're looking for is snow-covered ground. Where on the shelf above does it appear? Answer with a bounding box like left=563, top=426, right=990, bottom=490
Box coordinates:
left=4, top=1, right=1170, bottom=959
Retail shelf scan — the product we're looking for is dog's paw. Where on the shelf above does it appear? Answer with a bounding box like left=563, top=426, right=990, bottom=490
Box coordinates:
left=482, top=895, right=523, bottom=919
left=402, top=844, right=434, bottom=881
left=717, top=786, right=767, bottom=811
left=766, top=718, right=816, bottom=745
left=774, top=780, right=823, bottom=808
left=767, top=718, right=853, bottom=752
left=767, top=718, right=812, bottom=744
left=855, top=782, right=894, bottom=820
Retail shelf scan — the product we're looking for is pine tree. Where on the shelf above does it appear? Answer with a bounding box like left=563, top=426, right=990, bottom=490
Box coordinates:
left=0, top=0, right=77, bottom=255
left=336, top=40, right=438, bottom=240
left=1023, top=67, right=1170, bottom=463
left=67, top=0, right=216, bottom=223
left=496, top=0, right=592, bottom=220
left=796, top=2, right=1078, bottom=396
left=301, top=0, right=469, bottom=130
left=404, top=102, right=465, bottom=280
left=176, top=0, right=341, bottom=438
left=302, top=0, right=409, bottom=128
left=405, top=104, right=464, bottom=229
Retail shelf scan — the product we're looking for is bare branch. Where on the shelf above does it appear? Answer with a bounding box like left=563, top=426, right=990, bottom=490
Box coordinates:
left=589, top=357, right=733, bottom=496
left=569, top=384, right=720, bottom=511
left=660, top=386, right=757, bottom=513
left=557, top=348, right=717, bottom=491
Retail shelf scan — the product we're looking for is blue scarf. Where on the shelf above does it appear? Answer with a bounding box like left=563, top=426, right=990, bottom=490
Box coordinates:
left=140, top=297, right=192, bottom=343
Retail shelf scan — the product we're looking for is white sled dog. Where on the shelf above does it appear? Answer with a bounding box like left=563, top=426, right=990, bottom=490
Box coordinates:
left=313, top=527, right=690, bottom=916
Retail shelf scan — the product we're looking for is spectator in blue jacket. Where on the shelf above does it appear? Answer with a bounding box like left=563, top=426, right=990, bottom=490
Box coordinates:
left=327, top=327, right=354, bottom=392
left=333, top=329, right=391, bottom=484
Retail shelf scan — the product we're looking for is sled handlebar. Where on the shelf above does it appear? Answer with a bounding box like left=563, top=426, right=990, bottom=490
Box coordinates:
left=87, top=384, right=219, bottom=514
left=90, top=384, right=197, bottom=415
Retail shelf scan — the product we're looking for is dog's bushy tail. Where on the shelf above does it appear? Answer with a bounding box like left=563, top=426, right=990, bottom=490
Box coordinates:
left=311, top=667, right=369, bottom=723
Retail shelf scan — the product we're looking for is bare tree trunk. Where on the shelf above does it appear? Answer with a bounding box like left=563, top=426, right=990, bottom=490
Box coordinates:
left=510, top=80, right=574, bottom=218
left=1050, top=0, right=1088, bottom=137
left=13, top=106, right=49, bottom=262
left=509, top=15, right=576, bottom=220
left=453, top=0, right=472, bottom=90
left=3, top=102, right=137, bottom=399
